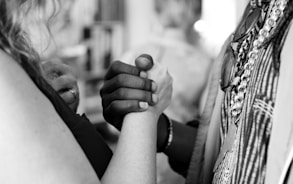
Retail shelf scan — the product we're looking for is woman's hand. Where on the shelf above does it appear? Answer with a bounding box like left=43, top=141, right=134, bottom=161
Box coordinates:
left=39, top=60, right=79, bottom=112
left=141, top=56, right=173, bottom=119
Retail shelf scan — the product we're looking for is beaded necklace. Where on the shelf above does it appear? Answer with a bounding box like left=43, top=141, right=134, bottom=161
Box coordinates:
left=228, top=0, right=288, bottom=124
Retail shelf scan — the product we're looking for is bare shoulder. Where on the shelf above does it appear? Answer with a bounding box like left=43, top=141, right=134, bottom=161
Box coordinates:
left=0, top=49, right=67, bottom=139
left=0, top=50, right=53, bottom=115
left=0, top=50, right=99, bottom=183
left=0, top=49, right=36, bottom=91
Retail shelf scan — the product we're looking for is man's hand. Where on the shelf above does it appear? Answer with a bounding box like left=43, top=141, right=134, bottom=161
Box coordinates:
left=100, top=55, right=157, bottom=130
left=40, top=60, right=80, bottom=112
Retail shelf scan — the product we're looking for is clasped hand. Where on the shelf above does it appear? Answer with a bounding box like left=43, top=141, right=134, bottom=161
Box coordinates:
left=100, top=54, right=173, bottom=129
left=40, top=60, right=80, bottom=112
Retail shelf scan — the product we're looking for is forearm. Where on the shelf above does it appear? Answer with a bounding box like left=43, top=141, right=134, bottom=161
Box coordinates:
left=102, top=112, right=158, bottom=184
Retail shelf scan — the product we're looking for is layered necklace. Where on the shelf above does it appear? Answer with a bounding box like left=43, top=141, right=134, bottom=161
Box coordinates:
left=227, top=0, right=288, bottom=124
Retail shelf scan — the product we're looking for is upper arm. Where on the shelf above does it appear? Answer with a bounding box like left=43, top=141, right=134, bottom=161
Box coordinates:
left=0, top=51, right=99, bottom=184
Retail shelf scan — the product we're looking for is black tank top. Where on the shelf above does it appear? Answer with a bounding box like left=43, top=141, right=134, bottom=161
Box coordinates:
left=20, top=56, right=113, bottom=179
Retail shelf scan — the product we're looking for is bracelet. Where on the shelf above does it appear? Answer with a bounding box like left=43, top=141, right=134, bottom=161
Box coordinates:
left=163, top=116, right=173, bottom=152
left=157, top=114, right=173, bottom=153
left=157, top=114, right=174, bottom=153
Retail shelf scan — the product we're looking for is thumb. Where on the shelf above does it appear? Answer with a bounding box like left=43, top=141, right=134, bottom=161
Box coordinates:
left=135, top=54, right=154, bottom=71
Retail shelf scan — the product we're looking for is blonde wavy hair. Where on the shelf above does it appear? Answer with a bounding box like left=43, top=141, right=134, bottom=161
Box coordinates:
left=0, top=0, right=58, bottom=65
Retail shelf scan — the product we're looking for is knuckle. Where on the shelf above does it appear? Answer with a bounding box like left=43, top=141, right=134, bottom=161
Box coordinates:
left=111, top=61, right=122, bottom=71
left=130, top=65, right=139, bottom=75
left=116, top=89, right=125, bottom=98
left=111, top=63, right=119, bottom=72
left=131, top=76, right=144, bottom=89
left=140, top=78, right=147, bottom=89
left=145, top=80, right=151, bottom=90
left=57, top=76, right=67, bottom=86
left=111, top=101, right=120, bottom=111
left=146, top=92, right=152, bottom=101
left=116, top=74, right=126, bottom=84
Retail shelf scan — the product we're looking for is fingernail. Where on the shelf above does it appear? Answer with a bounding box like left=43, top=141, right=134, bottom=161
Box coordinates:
left=140, top=71, right=147, bottom=78
left=152, top=94, right=158, bottom=103
left=139, top=101, right=149, bottom=109
left=151, top=81, right=157, bottom=92
left=135, top=54, right=154, bottom=71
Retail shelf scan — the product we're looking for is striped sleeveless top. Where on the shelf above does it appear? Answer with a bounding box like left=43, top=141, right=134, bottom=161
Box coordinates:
left=212, top=1, right=293, bottom=184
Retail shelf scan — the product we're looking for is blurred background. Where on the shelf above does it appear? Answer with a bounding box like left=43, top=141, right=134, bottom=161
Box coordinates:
left=27, top=0, right=249, bottom=183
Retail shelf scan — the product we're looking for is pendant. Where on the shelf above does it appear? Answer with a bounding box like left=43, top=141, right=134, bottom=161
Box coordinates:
left=213, top=123, right=238, bottom=172
left=220, top=44, right=235, bottom=91
left=233, top=6, right=262, bottom=42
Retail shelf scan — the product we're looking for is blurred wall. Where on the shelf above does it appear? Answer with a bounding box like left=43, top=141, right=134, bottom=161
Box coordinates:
left=124, top=0, right=250, bottom=56
left=124, top=0, right=154, bottom=50
left=236, top=0, right=249, bottom=22
left=201, top=0, right=237, bottom=56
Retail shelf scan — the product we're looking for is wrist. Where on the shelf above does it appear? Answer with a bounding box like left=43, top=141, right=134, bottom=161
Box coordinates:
left=125, top=111, right=159, bottom=124
left=123, top=112, right=159, bottom=135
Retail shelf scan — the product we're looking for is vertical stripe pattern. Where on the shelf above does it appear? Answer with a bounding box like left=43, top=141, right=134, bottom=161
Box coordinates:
left=213, top=17, right=292, bottom=184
